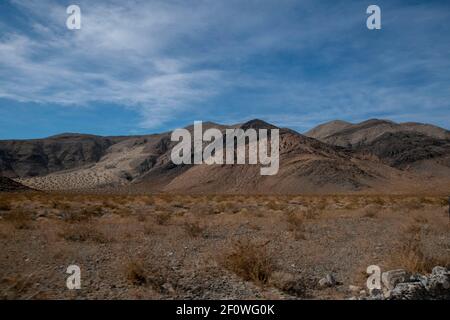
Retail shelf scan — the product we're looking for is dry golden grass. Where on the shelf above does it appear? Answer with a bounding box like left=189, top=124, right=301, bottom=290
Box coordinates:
left=0, top=274, right=42, bottom=300
left=220, top=239, right=275, bottom=285
left=143, top=221, right=155, bottom=235
left=266, top=200, right=281, bottom=211
left=388, top=223, right=450, bottom=273
left=124, top=258, right=171, bottom=293
left=154, top=211, right=171, bottom=225
left=3, top=210, right=33, bottom=229
left=182, top=220, right=205, bottom=238
left=0, top=199, right=12, bottom=211
left=126, top=260, right=147, bottom=286
left=413, top=215, right=428, bottom=224
left=285, top=212, right=306, bottom=240
left=362, top=205, right=379, bottom=218
left=60, top=223, right=110, bottom=243
left=1, top=192, right=448, bottom=299
left=269, top=271, right=307, bottom=297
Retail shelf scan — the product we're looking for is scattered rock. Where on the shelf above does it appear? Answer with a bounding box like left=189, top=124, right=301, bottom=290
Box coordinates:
left=382, top=269, right=409, bottom=290
left=357, top=266, right=450, bottom=300
left=390, top=282, right=427, bottom=300
left=318, top=273, right=336, bottom=288
left=348, top=285, right=362, bottom=293
left=162, top=283, right=175, bottom=294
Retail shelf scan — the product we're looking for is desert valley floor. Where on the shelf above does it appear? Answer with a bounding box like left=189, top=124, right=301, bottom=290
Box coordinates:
left=0, top=192, right=449, bottom=299
left=1, top=119, right=449, bottom=299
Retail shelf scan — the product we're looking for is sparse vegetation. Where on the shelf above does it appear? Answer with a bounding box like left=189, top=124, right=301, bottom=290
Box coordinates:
left=0, top=199, right=11, bottom=211
left=0, top=193, right=449, bottom=299
left=363, top=205, right=378, bottom=218
left=61, top=224, right=109, bottom=243
left=270, top=271, right=307, bottom=297
left=183, top=220, right=205, bottom=238
left=0, top=274, right=39, bottom=299
left=126, top=260, right=147, bottom=286
left=125, top=258, right=172, bottom=293
left=155, top=211, right=171, bottom=225
left=220, top=239, right=275, bottom=285
left=4, top=210, right=32, bottom=229
left=285, top=212, right=306, bottom=239
left=388, top=224, right=450, bottom=273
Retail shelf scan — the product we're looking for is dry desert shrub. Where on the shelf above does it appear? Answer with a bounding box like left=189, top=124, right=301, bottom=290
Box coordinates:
left=267, top=200, right=286, bottom=211
left=0, top=274, right=40, bottom=300
left=182, top=220, right=205, bottom=238
left=362, top=204, right=379, bottom=218
left=136, top=213, right=147, bottom=222
left=3, top=210, right=33, bottom=229
left=142, top=196, right=155, bottom=206
left=220, top=239, right=275, bottom=285
left=154, top=211, right=171, bottom=225
left=388, top=224, right=450, bottom=273
left=102, top=200, right=117, bottom=210
left=286, top=212, right=305, bottom=230
left=314, top=200, right=327, bottom=211
left=61, top=210, right=90, bottom=223
left=372, top=196, right=386, bottom=206
left=50, top=201, right=72, bottom=211
left=60, top=223, right=110, bottom=243
left=125, top=258, right=173, bottom=293
left=418, top=197, right=438, bottom=205
left=413, top=215, right=428, bottom=224
left=403, top=198, right=424, bottom=211
left=269, top=271, right=307, bottom=297
left=405, top=223, right=422, bottom=235
left=84, top=205, right=104, bottom=217
left=437, top=197, right=449, bottom=207
left=286, top=212, right=306, bottom=240
left=304, top=207, right=319, bottom=219
left=221, top=201, right=241, bottom=214
left=126, top=260, right=147, bottom=286
left=0, top=199, right=12, bottom=211
left=143, top=221, right=155, bottom=235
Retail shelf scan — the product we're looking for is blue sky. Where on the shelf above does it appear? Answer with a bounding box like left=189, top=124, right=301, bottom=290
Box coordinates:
left=0, top=0, right=449, bottom=139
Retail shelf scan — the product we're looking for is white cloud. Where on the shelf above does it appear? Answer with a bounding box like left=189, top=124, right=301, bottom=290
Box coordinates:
left=0, top=0, right=236, bottom=128
left=1, top=0, right=449, bottom=131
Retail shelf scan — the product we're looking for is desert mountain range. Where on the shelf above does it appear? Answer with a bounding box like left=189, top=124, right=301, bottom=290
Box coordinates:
left=0, top=119, right=449, bottom=194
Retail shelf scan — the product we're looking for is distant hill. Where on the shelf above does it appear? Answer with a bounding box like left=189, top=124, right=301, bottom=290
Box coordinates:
left=1, top=119, right=449, bottom=194
left=0, top=176, right=30, bottom=192
left=305, top=119, right=450, bottom=147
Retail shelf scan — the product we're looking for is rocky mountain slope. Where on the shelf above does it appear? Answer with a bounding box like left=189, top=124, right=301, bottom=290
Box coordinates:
left=1, top=119, right=449, bottom=194
left=306, top=119, right=450, bottom=178
left=0, top=134, right=128, bottom=178
left=305, top=119, right=450, bottom=147
left=0, top=176, right=30, bottom=192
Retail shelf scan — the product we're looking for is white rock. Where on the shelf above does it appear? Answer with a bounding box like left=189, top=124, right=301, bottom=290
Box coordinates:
left=348, top=285, right=361, bottom=293
left=318, top=273, right=336, bottom=288
left=382, top=269, right=409, bottom=290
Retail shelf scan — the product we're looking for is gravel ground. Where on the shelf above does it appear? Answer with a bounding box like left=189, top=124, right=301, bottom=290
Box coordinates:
left=0, top=193, right=448, bottom=299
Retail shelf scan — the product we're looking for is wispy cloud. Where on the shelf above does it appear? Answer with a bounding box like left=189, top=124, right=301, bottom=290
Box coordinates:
left=0, top=0, right=449, bottom=133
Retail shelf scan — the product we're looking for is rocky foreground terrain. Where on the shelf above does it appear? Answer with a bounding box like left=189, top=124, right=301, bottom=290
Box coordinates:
left=0, top=193, right=448, bottom=299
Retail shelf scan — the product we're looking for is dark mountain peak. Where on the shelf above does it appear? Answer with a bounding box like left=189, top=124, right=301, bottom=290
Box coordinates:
left=183, top=121, right=226, bottom=132
left=240, top=119, right=278, bottom=130
left=322, top=120, right=352, bottom=126
left=0, top=176, right=31, bottom=192
left=305, top=120, right=353, bottom=138
left=46, top=133, right=101, bottom=140
left=357, top=119, right=396, bottom=127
